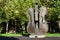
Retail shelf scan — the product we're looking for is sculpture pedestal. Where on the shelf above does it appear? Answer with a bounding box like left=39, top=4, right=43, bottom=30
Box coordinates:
left=29, top=34, right=46, bottom=38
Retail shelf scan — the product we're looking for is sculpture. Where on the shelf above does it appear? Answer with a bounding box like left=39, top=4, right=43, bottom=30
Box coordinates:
left=39, top=6, right=48, bottom=35
left=27, top=1, right=48, bottom=38
left=27, top=8, right=35, bottom=34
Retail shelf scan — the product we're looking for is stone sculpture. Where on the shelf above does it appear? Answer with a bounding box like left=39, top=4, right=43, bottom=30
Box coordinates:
left=27, top=8, right=35, bottom=34
left=39, top=6, right=48, bottom=35
left=27, top=1, right=48, bottom=38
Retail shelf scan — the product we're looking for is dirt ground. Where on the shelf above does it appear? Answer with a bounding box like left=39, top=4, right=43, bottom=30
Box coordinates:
left=0, top=36, right=60, bottom=40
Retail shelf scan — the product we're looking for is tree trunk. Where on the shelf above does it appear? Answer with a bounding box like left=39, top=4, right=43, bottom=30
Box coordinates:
left=15, top=20, right=16, bottom=33
left=25, top=22, right=28, bottom=32
left=6, top=22, right=8, bottom=33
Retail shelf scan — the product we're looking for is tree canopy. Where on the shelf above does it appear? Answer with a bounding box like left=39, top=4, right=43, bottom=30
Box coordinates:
left=0, top=0, right=60, bottom=24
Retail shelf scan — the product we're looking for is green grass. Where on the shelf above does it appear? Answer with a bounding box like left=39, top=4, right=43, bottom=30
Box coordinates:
left=0, top=33, right=60, bottom=37
left=45, top=33, right=60, bottom=37
left=0, top=33, right=22, bottom=37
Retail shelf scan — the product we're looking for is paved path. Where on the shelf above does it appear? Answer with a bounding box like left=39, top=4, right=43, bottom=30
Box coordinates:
left=0, top=36, right=60, bottom=40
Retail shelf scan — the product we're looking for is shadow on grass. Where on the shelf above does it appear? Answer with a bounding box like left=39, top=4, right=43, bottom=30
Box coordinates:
left=22, top=32, right=30, bottom=37
left=0, top=36, right=19, bottom=40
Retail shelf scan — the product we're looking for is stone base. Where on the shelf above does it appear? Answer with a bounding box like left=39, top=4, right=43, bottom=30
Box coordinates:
left=29, top=35, right=46, bottom=38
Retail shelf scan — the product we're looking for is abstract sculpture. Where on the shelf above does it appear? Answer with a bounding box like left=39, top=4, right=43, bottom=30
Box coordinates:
left=27, top=1, right=48, bottom=38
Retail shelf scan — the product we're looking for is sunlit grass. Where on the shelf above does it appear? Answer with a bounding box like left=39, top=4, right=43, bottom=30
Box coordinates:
left=0, top=33, right=22, bottom=37
left=0, top=33, right=60, bottom=37
left=45, top=33, right=60, bottom=37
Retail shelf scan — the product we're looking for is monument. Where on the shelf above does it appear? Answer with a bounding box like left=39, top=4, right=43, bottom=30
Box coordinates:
left=27, top=1, right=48, bottom=38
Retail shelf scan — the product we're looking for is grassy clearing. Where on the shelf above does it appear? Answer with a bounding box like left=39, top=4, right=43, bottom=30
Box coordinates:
left=0, top=33, right=22, bottom=37
left=0, top=33, right=60, bottom=37
left=46, top=33, right=60, bottom=37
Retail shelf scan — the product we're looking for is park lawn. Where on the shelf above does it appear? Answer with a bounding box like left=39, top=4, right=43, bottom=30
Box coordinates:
left=0, top=33, right=60, bottom=37
left=0, top=33, right=22, bottom=37
left=46, top=33, right=60, bottom=37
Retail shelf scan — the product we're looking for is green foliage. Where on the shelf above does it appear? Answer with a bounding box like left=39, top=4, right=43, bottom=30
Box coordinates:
left=39, top=0, right=60, bottom=21
left=0, top=0, right=60, bottom=24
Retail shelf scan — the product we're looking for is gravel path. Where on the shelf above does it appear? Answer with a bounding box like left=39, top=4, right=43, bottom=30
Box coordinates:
left=0, top=36, right=60, bottom=40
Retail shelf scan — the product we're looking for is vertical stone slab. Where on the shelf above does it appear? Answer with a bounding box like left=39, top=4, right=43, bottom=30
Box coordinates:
left=34, top=1, right=39, bottom=34
left=35, top=2, right=38, bottom=21
left=27, top=8, right=35, bottom=34
left=39, top=6, right=48, bottom=34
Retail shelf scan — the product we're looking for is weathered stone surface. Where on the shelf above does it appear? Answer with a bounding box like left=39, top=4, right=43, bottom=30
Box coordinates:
left=39, top=6, right=48, bottom=34
left=27, top=6, right=48, bottom=37
left=27, top=8, right=35, bottom=34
